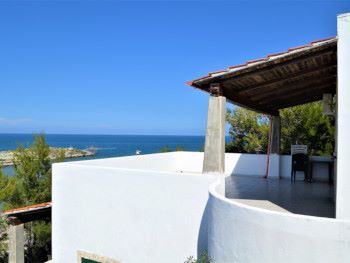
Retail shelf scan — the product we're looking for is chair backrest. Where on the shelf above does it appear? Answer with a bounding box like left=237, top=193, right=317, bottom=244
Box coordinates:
left=292, top=153, right=309, bottom=171
left=291, top=145, right=308, bottom=155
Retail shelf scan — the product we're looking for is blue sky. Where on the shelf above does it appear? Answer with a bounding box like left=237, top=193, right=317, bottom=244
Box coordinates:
left=0, top=1, right=348, bottom=135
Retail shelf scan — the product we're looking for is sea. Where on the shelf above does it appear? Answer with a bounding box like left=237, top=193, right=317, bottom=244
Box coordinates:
left=0, top=134, right=227, bottom=175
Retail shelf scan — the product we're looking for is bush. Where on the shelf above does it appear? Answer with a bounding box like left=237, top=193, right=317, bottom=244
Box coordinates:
left=185, top=252, right=214, bottom=263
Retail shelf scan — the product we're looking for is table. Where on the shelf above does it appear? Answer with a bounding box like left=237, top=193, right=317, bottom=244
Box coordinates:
left=309, top=156, right=334, bottom=184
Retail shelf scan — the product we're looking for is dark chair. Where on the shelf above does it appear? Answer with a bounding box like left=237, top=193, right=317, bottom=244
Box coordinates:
left=291, top=153, right=310, bottom=182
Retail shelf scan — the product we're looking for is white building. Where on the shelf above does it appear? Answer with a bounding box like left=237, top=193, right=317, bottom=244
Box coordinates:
left=50, top=13, right=350, bottom=263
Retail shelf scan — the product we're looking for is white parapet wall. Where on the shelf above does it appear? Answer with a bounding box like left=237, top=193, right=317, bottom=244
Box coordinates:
left=176, top=152, right=331, bottom=180
left=208, top=180, right=350, bottom=263
left=52, top=152, right=216, bottom=263
left=52, top=151, right=336, bottom=262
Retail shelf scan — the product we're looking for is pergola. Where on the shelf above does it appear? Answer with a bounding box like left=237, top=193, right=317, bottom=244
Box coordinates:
left=188, top=37, right=336, bottom=115
left=187, top=37, right=337, bottom=178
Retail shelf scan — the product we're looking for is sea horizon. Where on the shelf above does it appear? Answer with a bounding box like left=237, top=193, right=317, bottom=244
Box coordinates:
left=0, top=132, right=208, bottom=137
left=0, top=134, right=230, bottom=175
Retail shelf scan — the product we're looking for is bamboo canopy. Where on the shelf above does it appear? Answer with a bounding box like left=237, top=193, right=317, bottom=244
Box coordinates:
left=187, top=37, right=337, bottom=116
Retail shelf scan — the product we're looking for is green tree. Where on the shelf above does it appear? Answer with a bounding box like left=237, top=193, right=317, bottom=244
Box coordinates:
left=160, top=145, right=187, bottom=152
left=280, top=102, right=334, bottom=155
left=0, top=134, right=64, bottom=262
left=160, top=145, right=172, bottom=152
left=226, top=107, right=269, bottom=153
left=175, top=145, right=186, bottom=151
left=226, top=102, right=334, bottom=156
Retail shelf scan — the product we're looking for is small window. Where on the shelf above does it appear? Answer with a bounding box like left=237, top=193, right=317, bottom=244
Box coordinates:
left=77, top=251, right=120, bottom=263
left=82, top=258, right=101, bottom=263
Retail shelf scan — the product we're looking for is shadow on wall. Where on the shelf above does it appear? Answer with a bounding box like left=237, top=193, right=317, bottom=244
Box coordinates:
left=226, top=153, right=267, bottom=177
left=208, top=179, right=349, bottom=263
left=197, top=201, right=210, bottom=257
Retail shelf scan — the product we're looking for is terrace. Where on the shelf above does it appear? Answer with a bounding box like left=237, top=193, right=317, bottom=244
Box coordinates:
left=185, top=35, right=338, bottom=220
left=226, top=175, right=334, bottom=218
left=51, top=151, right=340, bottom=263
left=49, top=12, right=350, bottom=263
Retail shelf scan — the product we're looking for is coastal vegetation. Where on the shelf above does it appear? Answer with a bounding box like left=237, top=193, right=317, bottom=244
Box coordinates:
left=160, top=145, right=186, bottom=152
left=0, top=135, right=59, bottom=262
left=0, top=146, right=95, bottom=167
left=226, top=102, right=335, bottom=156
left=185, top=252, right=214, bottom=263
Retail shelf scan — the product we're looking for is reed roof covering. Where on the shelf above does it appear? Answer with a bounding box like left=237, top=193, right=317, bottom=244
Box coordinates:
left=187, top=37, right=337, bottom=116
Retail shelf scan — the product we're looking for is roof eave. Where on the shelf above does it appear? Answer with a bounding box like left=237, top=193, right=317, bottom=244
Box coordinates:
left=187, top=37, right=337, bottom=89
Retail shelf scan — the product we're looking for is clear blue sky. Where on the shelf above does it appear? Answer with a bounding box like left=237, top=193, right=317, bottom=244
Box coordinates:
left=0, top=1, right=348, bottom=135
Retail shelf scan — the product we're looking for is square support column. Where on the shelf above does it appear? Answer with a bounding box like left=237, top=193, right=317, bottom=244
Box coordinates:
left=268, top=115, right=281, bottom=178
left=336, top=13, right=350, bottom=220
left=8, top=220, right=24, bottom=263
left=203, top=84, right=226, bottom=175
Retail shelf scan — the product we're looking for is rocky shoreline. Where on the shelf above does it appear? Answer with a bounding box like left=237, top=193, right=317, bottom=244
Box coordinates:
left=0, top=147, right=96, bottom=166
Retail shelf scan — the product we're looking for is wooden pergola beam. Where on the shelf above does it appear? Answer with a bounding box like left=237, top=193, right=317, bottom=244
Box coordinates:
left=250, top=73, right=337, bottom=102
left=237, top=63, right=336, bottom=96
left=269, top=92, right=330, bottom=109
left=222, top=85, right=278, bottom=115
left=258, top=82, right=336, bottom=105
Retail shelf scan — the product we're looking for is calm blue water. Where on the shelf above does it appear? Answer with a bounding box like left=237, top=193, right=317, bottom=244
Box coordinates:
left=1, top=134, right=217, bottom=175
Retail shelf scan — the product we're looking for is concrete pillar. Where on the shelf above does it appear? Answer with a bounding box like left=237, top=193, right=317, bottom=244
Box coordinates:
left=270, top=116, right=280, bottom=154
left=336, top=13, right=350, bottom=220
left=8, top=222, right=24, bottom=263
left=268, top=115, right=281, bottom=178
left=203, top=83, right=226, bottom=175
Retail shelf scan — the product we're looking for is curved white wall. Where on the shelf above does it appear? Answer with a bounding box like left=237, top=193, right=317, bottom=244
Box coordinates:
left=53, top=152, right=341, bottom=262
left=208, top=181, right=350, bottom=263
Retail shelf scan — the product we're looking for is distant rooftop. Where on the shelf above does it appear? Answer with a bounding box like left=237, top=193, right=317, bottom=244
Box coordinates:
left=2, top=202, right=51, bottom=223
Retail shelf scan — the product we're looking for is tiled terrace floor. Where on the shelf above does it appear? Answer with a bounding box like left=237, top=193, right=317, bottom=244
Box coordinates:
left=225, top=175, right=335, bottom=218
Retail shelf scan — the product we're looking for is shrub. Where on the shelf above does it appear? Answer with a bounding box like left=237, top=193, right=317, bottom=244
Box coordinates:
left=185, top=252, right=214, bottom=263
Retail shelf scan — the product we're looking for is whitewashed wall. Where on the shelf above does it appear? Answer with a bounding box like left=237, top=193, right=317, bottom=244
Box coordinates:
left=336, top=13, right=350, bottom=220
left=225, top=153, right=331, bottom=181
left=52, top=152, right=335, bottom=262
left=73, top=152, right=331, bottom=180
left=208, top=181, right=350, bottom=263
left=52, top=154, right=216, bottom=263
left=280, top=155, right=332, bottom=182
